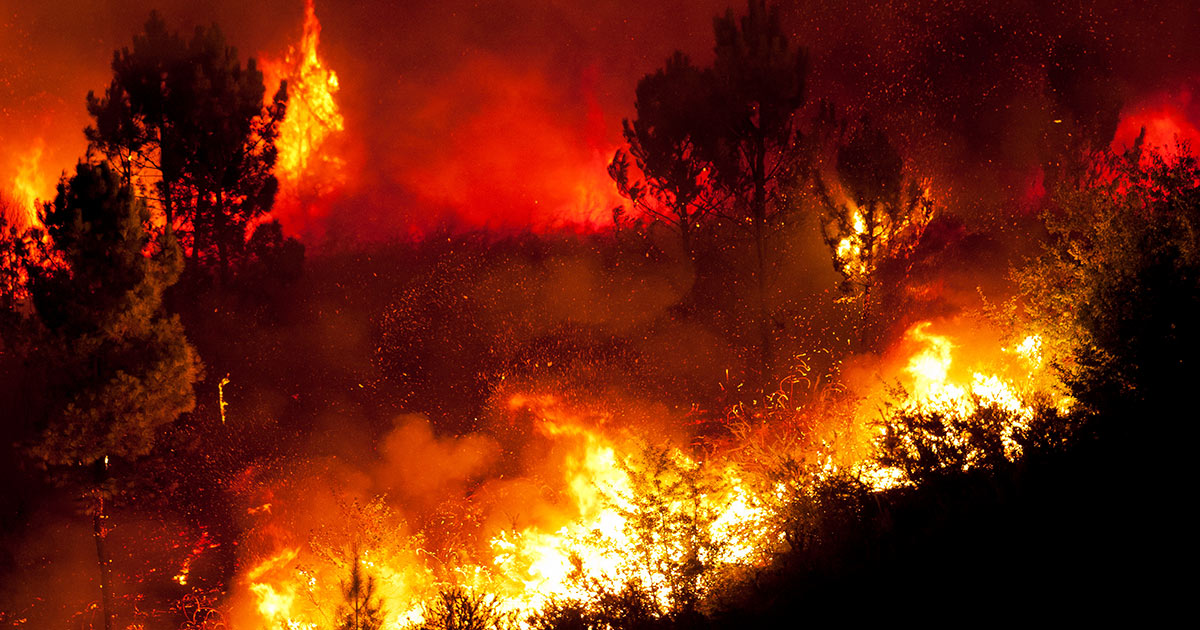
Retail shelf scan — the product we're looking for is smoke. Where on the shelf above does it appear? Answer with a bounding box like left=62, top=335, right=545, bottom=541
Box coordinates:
left=3, top=0, right=1199, bottom=239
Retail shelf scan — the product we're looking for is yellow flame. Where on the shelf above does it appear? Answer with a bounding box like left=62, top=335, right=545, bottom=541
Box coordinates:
left=903, top=321, right=955, bottom=396
left=239, top=327, right=1065, bottom=626
left=242, top=400, right=782, bottom=628
left=7, top=139, right=48, bottom=229
left=267, top=0, right=346, bottom=204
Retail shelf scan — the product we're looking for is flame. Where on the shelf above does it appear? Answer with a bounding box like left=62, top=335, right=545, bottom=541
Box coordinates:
left=488, top=400, right=779, bottom=614
left=834, top=209, right=870, bottom=282
left=829, top=183, right=934, bottom=297
left=6, top=138, right=48, bottom=229
left=903, top=321, right=955, bottom=395
left=843, top=322, right=1069, bottom=490
left=238, top=397, right=782, bottom=628
left=234, top=327, right=1065, bottom=627
left=263, top=0, right=346, bottom=228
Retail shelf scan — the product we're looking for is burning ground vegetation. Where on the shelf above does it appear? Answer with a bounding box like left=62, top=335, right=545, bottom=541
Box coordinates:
left=2, top=0, right=1199, bottom=627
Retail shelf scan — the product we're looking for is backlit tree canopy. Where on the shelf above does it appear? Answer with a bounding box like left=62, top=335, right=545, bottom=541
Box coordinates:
left=86, top=12, right=287, bottom=281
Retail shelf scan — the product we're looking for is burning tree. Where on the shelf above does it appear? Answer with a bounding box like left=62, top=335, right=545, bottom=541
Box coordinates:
left=609, top=52, right=720, bottom=262
left=86, top=12, right=287, bottom=282
left=263, top=0, right=347, bottom=214
left=815, top=119, right=933, bottom=332
left=22, top=162, right=202, bottom=630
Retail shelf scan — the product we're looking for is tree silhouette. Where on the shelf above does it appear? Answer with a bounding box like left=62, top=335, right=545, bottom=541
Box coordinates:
left=609, top=52, right=721, bottom=261
left=23, top=162, right=202, bottom=630
left=415, top=587, right=512, bottom=630
left=816, top=119, right=932, bottom=337
left=703, top=0, right=809, bottom=377
left=337, top=548, right=385, bottom=630
left=87, top=11, right=287, bottom=283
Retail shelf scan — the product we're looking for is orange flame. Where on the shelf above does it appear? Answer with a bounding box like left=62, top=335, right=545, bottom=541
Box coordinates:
left=235, top=398, right=783, bottom=628
left=839, top=321, right=1069, bottom=490
left=6, top=138, right=48, bottom=229
left=233, top=325, right=1067, bottom=626
left=263, top=0, right=346, bottom=226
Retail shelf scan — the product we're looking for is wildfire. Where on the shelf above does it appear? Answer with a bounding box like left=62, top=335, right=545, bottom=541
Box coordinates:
left=236, top=325, right=1064, bottom=628
left=239, top=396, right=783, bottom=628
left=898, top=323, right=1048, bottom=423
left=263, top=0, right=346, bottom=224
left=843, top=322, right=1067, bottom=490
left=5, top=139, right=48, bottom=229
left=488, top=399, right=779, bottom=614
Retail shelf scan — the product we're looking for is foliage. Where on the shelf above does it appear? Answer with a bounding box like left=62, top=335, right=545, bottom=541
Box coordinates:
left=771, top=463, right=868, bottom=560
left=1015, top=138, right=1200, bottom=428
left=872, top=387, right=1067, bottom=487
left=87, top=11, right=288, bottom=280
left=24, top=161, right=202, bottom=467
left=526, top=587, right=658, bottom=630
left=412, top=587, right=513, bottom=630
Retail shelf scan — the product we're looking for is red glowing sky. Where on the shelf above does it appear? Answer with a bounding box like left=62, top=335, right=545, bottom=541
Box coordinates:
left=3, top=0, right=1200, bottom=243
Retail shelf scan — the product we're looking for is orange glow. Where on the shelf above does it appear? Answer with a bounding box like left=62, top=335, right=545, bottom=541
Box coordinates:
left=229, top=321, right=1070, bottom=627
left=392, top=56, right=625, bottom=234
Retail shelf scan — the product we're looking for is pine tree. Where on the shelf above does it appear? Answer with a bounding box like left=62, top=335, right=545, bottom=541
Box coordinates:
left=704, top=0, right=809, bottom=377
left=609, top=52, right=721, bottom=261
left=87, top=11, right=287, bottom=282
left=337, top=548, right=385, bottom=630
left=24, top=162, right=202, bottom=630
